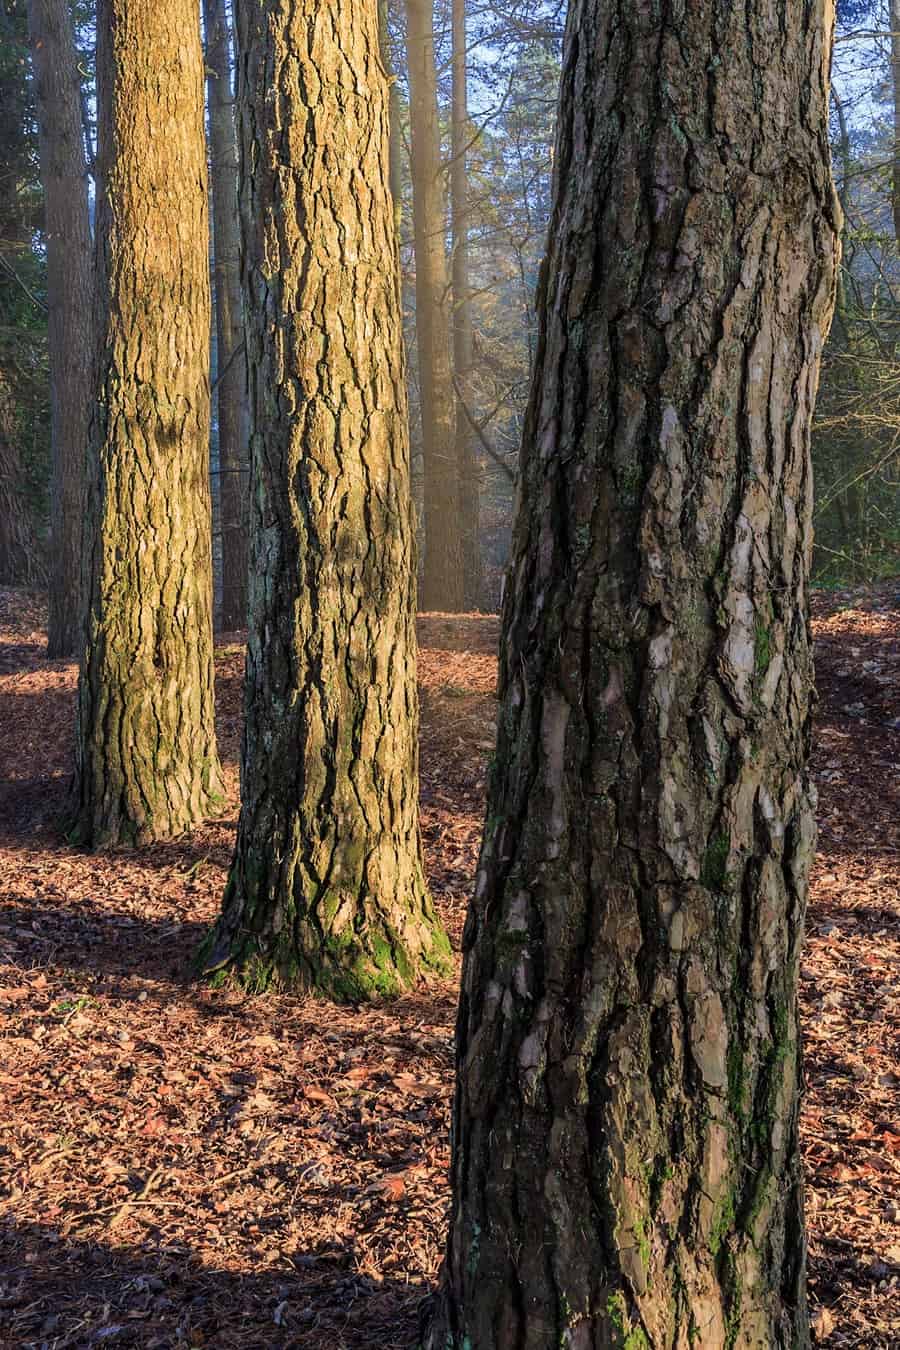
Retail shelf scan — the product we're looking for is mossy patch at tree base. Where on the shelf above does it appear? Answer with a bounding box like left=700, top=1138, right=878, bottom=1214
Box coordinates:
left=196, top=895, right=452, bottom=1004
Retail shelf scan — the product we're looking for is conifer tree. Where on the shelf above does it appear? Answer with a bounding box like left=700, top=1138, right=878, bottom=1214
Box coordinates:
left=203, top=0, right=450, bottom=997
left=430, top=0, right=840, bottom=1343
left=72, top=0, right=223, bottom=847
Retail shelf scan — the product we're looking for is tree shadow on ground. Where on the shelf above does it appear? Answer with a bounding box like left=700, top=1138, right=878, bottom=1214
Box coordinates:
left=0, top=638, right=58, bottom=676
left=0, top=889, right=460, bottom=1028
left=0, top=1221, right=429, bottom=1348
left=0, top=771, right=70, bottom=843
left=1, top=890, right=210, bottom=992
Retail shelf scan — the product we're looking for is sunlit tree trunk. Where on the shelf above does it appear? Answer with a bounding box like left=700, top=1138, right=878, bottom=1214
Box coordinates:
left=26, top=0, right=92, bottom=658
left=202, top=0, right=450, bottom=999
left=72, top=0, right=223, bottom=848
left=430, top=0, right=840, bottom=1345
left=378, top=0, right=403, bottom=227
left=203, top=0, right=247, bottom=632
left=451, top=0, right=480, bottom=608
left=405, top=0, right=464, bottom=612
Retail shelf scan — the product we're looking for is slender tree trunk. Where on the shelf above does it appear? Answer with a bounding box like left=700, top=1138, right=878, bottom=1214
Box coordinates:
left=451, top=0, right=480, bottom=608
left=405, top=0, right=464, bottom=612
left=203, top=0, right=247, bottom=633
left=830, top=85, right=851, bottom=337
left=26, top=0, right=92, bottom=659
left=71, top=0, right=224, bottom=849
left=430, top=1, right=840, bottom=1346
left=892, top=0, right=900, bottom=248
left=378, top=0, right=403, bottom=229
left=201, top=0, right=450, bottom=999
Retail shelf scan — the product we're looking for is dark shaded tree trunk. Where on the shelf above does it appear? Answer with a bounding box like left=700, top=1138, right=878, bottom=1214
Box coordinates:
left=203, top=0, right=247, bottom=633
left=451, top=0, right=480, bottom=609
left=405, top=0, right=464, bottom=612
left=0, top=366, right=42, bottom=585
left=71, top=0, right=224, bottom=849
left=429, top=1, right=840, bottom=1346
left=201, top=0, right=450, bottom=1000
left=26, top=0, right=93, bottom=659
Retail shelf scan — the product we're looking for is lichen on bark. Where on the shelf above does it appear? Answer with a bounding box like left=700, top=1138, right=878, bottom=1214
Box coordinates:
left=429, top=0, right=840, bottom=1345
left=202, top=1, right=449, bottom=1000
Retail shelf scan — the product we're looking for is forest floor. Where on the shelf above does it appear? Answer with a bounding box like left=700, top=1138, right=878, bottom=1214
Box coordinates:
left=0, top=585, right=898, bottom=1349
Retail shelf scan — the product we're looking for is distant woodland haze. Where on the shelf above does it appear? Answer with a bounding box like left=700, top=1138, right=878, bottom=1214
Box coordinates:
left=3, top=1, right=898, bottom=608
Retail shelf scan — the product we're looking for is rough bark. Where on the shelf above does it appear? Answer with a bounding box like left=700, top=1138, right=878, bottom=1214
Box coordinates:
left=203, top=0, right=248, bottom=633
left=405, top=0, right=464, bottom=612
left=26, top=0, right=93, bottom=659
left=451, top=0, right=480, bottom=609
left=430, top=1, right=840, bottom=1346
left=72, top=0, right=224, bottom=849
left=202, top=0, right=450, bottom=1000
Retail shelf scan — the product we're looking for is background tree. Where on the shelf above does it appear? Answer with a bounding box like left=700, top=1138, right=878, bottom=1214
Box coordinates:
left=202, top=0, right=450, bottom=998
left=0, top=0, right=49, bottom=588
left=810, top=0, right=900, bottom=580
left=430, top=0, right=839, bottom=1346
left=405, top=0, right=464, bottom=611
left=379, top=0, right=404, bottom=222
left=72, top=0, right=224, bottom=848
left=26, top=0, right=93, bottom=659
left=450, top=0, right=480, bottom=607
left=203, top=0, right=247, bottom=633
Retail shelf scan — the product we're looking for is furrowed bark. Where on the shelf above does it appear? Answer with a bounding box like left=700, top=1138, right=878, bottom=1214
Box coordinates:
left=203, top=0, right=248, bottom=633
left=26, top=0, right=93, bottom=660
left=431, top=0, right=840, bottom=1346
left=202, top=0, right=450, bottom=1000
left=406, top=0, right=465, bottom=613
left=72, top=0, right=224, bottom=849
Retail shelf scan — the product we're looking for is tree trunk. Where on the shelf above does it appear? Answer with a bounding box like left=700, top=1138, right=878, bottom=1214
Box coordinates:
left=405, top=0, right=464, bottom=612
left=890, top=0, right=900, bottom=249
left=430, top=2, right=840, bottom=1347
left=201, top=0, right=450, bottom=1000
left=203, top=0, right=247, bottom=633
left=26, top=0, right=93, bottom=659
left=0, top=366, right=42, bottom=585
left=830, top=85, right=851, bottom=337
left=451, top=0, right=480, bottom=609
left=71, top=0, right=224, bottom=849
left=378, top=0, right=403, bottom=229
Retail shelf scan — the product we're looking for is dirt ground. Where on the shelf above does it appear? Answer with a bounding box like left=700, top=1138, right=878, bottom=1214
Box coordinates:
left=0, top=586, right=897, bottom=1348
